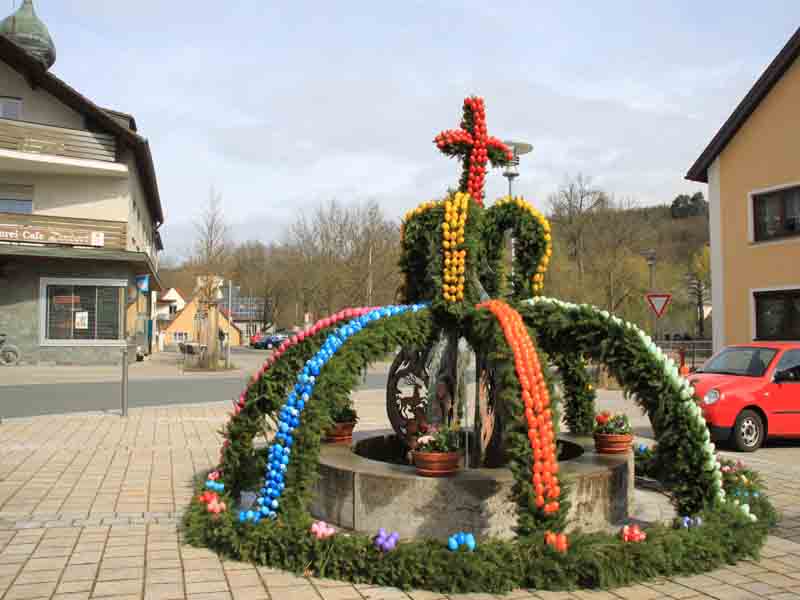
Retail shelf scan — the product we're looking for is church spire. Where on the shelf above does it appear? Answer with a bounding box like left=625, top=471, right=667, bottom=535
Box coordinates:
left=0, top=0, right=57, bottom=69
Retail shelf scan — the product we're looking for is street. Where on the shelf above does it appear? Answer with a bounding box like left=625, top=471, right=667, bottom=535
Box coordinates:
left=0, top=349, right=395, bottom=419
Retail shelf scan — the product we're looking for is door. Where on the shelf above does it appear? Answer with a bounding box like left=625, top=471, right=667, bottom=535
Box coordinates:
left=766, top=349, right=800, bottom=435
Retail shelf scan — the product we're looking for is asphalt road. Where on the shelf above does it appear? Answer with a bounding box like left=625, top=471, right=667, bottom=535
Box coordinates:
left=0, top=371, right=394, bottom=419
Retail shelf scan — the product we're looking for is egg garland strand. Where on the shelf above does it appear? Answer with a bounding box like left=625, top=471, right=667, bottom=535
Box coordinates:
left=219, top=306, right=377, bottom=465
left=479, top=299, right=562, bottom=515
left=239, top=304, right=428, bottom=524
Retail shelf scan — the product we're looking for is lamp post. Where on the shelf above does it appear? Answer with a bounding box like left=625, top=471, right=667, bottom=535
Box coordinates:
left=501, top=141, right=533, bottom=282
left=643, top=250, right=657, bottom=339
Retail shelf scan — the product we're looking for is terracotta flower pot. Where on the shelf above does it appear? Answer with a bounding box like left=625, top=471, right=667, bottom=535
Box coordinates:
left=413, top=450, right=460, bottom=477
left=594, top=433, right=633, bottom=454
left=324, top=421, right=356, bottom=444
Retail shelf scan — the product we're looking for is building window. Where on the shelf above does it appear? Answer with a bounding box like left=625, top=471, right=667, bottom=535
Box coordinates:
left=169, top=304, right=177, bottom=316
left=40, top=278, right=126, bottom=345
left=0, top=184, right=33, bottom=214
left=173, top=331, right=188, bottom=342
left=0, top=97, right=22, bottom=120
left=754, top=289, right=800, bottom=341
left=753, top=185, right=800, bottom=242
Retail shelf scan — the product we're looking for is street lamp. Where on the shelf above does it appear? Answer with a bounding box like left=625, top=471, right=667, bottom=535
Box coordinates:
left=642, top=250, right=657, bottom=339
left=501, top=140, right=533, bottom=198
left=501, top=141, right=533, bottom=281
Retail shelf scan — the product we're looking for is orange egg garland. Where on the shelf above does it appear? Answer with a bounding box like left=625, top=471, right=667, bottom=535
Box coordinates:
left=478, top=299, right=562, bottom=517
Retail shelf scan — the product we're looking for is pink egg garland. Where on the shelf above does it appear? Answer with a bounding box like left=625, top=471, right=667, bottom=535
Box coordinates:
left=218, top=307, right=374, bottom=462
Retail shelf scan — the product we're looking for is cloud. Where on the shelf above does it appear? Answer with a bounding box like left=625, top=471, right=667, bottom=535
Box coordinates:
left=34, top=1, right=800, bottom=256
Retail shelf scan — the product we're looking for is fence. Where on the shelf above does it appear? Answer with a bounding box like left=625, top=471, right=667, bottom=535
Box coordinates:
left=656, top=340, right=714, bottom=370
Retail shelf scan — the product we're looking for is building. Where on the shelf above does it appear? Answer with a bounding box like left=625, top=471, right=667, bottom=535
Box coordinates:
left=219, top=289, right=267, bottom=338
left=153, top=287, right=186, bottom=351
left=154, top=287, right=187, bottom=324
left=0, top=1, right=164, bottom=364
left=686, top=26, right=800, bottom=351
left=162, top=296, right=242, bottom=349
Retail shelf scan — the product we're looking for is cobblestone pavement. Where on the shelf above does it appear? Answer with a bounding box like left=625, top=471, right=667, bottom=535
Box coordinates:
left=1, top=394, right=799, bottom=600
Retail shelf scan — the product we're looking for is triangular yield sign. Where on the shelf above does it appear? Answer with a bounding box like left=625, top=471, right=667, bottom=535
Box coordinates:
left=646, top=293, right=672, bottom=318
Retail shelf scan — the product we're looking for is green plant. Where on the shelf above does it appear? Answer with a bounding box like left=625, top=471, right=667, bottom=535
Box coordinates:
left=593, top=411, right=632, bottom=435
left=415, top=426, right=460, bottom=453
left=330, top=404, right=358, bottom=424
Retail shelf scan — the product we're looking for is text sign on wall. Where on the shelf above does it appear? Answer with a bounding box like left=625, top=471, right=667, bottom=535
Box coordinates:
left=0, top=222, right=105, bottom=247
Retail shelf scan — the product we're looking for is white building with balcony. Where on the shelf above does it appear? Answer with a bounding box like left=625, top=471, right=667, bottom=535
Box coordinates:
left=0, top=1, right=165, bottom=364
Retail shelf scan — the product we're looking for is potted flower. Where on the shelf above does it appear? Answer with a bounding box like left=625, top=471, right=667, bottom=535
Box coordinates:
left=324, top=404, right=358, bottom=444
left=593, top=411, right=633, bottom=454
left=412, top=426, right=461, bottom=477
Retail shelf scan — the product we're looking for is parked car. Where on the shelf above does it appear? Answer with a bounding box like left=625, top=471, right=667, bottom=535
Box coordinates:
left=691, top=342, right=800, bottom=452
left=254, top=331, right=289, bottom=350
left=250, top=333, right=265, bottom=347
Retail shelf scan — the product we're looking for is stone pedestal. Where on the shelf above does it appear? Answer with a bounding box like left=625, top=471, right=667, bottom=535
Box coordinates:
left=311, top=430, right=633, bottom=539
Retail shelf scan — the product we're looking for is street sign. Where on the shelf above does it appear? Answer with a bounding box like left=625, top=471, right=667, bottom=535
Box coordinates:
left=646, top=293, right=672, bottom=318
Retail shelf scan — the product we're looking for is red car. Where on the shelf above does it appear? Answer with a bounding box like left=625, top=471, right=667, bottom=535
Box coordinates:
left=690, top=342, right=800, bottom=451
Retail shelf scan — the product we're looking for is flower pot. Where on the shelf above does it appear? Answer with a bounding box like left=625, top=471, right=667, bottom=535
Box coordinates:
left=324, top=421, right=356, bottom=444
left=413, top=451, right=460, bottom=477
left=594, top=433, right=633, bottom=454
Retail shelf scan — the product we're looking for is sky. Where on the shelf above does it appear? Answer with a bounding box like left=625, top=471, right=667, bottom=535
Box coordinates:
left=23, top=1, right=800, bottom=258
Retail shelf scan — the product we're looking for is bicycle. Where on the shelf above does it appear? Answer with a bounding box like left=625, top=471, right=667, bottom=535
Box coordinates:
left=0, top=333, right=21, bottom=366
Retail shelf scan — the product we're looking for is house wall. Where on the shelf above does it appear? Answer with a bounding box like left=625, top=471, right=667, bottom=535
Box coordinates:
left=164, top=299, right=198, bottom=346
left=0, top=172, right=129, bottom=221
left=163, top=300, right=241, bottom=347
left=715, top=55, right=800, bottom=347
left=0, top=256, right=139, bottom=365
left=0, top=60, right=85, bottom=129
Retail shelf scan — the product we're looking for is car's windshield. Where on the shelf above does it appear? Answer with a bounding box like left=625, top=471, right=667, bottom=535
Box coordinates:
left=699, top=347, right=778, bottom=377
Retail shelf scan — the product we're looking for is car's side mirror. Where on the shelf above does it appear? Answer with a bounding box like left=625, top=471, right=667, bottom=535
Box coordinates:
left=689, top=367, right=698, bottom=374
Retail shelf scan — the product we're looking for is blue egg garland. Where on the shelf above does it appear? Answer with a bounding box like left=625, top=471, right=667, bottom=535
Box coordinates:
left=239, top=304, right=428, bottom=523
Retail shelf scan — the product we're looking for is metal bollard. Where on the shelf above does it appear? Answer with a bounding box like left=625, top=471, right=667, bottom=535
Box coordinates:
left=121, top=346, right=129, bottom=417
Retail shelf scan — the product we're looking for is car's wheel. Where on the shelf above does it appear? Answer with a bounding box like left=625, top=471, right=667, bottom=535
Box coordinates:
left=733, top=409, right=765, bottom=452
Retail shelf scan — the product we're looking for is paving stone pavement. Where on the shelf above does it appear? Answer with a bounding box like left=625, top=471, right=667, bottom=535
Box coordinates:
left=1, top=395, right=799, bottom=600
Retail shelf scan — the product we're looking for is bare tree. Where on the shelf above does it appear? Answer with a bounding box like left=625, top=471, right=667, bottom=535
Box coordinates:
left=584, top=197, right=651, bottom=313
left=686, top=245, right=711, bottom=338
left=548, top=174, right=608, bottom=284
left=284, top=200, right=401, bottom=322
left=192, top=187, right=229, bottom=367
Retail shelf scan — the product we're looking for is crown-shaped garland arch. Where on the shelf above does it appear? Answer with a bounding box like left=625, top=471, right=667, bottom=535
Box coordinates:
left=184, top=95, right=774, bottom=595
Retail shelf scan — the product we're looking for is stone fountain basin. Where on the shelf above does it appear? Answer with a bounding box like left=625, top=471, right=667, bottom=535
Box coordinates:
left=311, top=429, right=633, bottom=539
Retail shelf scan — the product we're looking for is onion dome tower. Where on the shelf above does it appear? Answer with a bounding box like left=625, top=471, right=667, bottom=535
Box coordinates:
left=0, top=0, right=56, bottom=69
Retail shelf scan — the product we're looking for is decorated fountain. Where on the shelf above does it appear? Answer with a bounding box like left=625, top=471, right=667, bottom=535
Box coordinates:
left=185, top=97, right=776, bottom=594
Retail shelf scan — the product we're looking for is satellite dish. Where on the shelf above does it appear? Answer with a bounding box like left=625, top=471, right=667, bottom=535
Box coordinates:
left=503, top=140, right=533, bottom=156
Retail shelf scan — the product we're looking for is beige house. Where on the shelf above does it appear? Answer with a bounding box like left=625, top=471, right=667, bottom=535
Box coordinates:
left=687, top=26, right=800, bottom=351
left=163, top=296, right=242, bottom=348
left=0, top=1, right=164, bottom=364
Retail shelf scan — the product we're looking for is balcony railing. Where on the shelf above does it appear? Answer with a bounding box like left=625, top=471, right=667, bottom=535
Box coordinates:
left=0, top=212, right=127, bottom=250
left=0, top=117, right=117, bottom=163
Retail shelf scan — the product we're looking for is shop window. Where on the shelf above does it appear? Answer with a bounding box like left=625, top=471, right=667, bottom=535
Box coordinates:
left=754, top=289, right=800, bottom=341
left=753, top=185, right=800, bottom=242
left=40, top=278, right=125, bottom=345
